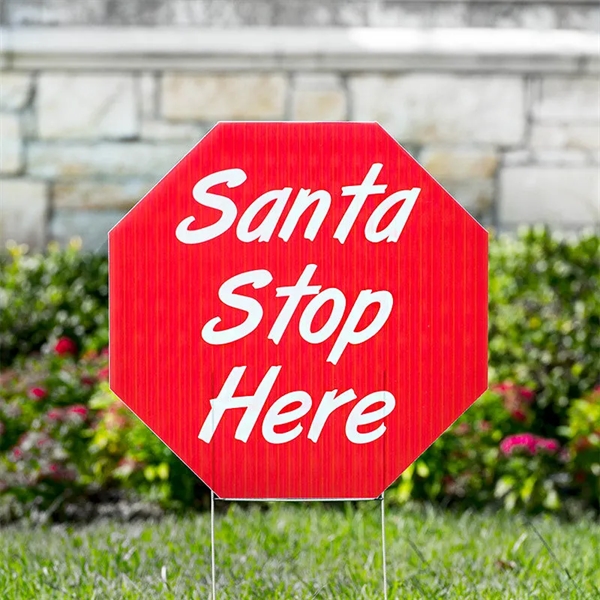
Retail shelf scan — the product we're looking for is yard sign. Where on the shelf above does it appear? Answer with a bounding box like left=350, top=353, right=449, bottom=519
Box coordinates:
left=109, top=122, right=488, bottom=500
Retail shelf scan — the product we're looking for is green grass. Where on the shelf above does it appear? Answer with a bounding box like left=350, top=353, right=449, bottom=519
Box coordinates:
left=1, top=503, right=598, bottom=599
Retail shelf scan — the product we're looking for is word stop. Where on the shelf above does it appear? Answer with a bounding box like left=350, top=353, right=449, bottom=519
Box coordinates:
left=201, top=264, right=393, bottom=365
left=198, top=366, right=396, bottom=445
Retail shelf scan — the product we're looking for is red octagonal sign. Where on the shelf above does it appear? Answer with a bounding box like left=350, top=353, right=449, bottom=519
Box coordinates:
left=109, top=122, right=487, bottom=500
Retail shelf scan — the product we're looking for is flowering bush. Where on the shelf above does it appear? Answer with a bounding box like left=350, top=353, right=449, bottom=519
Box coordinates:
left=1, top=228, right=599, bottom=518
left=559, top=387, right=600, bottom=509
left=0, top=346, right=106, bottom=515
left=0, top=239, right=108, bottom=366
left=0, top=344, right=204, bottom=519
left=87, top=383, right=205, bottom=508
left=392, top=384, right=598, bottom=513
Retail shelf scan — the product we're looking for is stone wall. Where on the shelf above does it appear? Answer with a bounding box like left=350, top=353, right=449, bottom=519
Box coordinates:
left=1, top=27, right=598, bottom=249
left=3, top=0, right=599, bottom=30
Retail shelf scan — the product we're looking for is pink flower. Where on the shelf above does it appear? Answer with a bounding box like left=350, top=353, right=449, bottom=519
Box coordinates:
left=492, top=382, right=535, bottom=403
left=97, top=367, right=109, bottom=381
left=42, top=463, right=77, bottom=482
left=500, top=433, right=538, bottom=456
left=478, top=420, right=492, bottom=433
left=29, top=387, right=48, bottom=400
left=54, top=337, right=77, bottom=356
left=454, top=422, right=470, bottom=436
left=10, top=447, right=23, bottom=461
left=536, top=438, right=560, bottom=454
left=35, top=434, right=52, bottom=449
left=46, top=408, right=64, bottom=422
left=500, top=434, right=560, bottom=456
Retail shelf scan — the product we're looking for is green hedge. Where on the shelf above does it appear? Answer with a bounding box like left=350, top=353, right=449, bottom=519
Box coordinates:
left=1, top=229, right=598, bottom=519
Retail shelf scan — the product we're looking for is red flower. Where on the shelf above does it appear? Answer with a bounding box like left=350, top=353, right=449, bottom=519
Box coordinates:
left=81, top=375, right=96, bottom=387
left=68, top=404, right=88, bottom=418
left=54, top=337, right=77, bottom=355
left=536, top=438, right=559, bottom=454
left=97, top=367, right=109, bottom=381
left=29, top=387, right=47, bottom=400
left=519, top=387, right=535, bottom=403
left=510, top=408, right=528, bottom=422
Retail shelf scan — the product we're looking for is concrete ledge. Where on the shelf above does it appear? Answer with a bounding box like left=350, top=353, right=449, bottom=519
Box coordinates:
left=1, top=27, right=598, bottom=73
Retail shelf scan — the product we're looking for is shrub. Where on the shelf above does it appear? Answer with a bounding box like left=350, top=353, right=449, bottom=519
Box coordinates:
left=0, top=240, right=108, bottom=367
left=488, top=227, right=599, bottom=432
left=87, top=383, right=206, bottom=509
left=0, top=348, right=204, bottom=519
left=0, top=347, right=107, bottom=515
left=392, top=228, right=599, bottom=513
left=1, top=228, right=599, bottom=517
left=559, top=387, right=600, bottom=510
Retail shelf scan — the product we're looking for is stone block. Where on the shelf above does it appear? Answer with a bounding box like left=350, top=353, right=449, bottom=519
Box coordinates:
left=50, top=209, right=126, bottom=251
left=531, top=123, right=600, bottom=151
left=162, top=74, right=286, bottom=121
left=499, top=167, right=599, bottom=225
left=503, top=150, right=533, bottom=167
left=420, top=148, right=498, bottom=180
left=37, top=74, right=138, bottom=139
left=350, top=75, right=525, bottom=145
left=28, top=142, right=191, bottom=178
left=470, top=4, right=557, bottom=30
left=559, top=5, right=600, bottom=32
left=0, top=179, right=48, bottom=248
left=531, top=149, right=590, bottom=166
left=440, top=179, right=495, bottom=219
left=140, top=73, right=158, bottom=119
left=366, top=3, right=428, bottom=27
left=0, top=73, right=33, bottom=110
left=271, top=1, right=333, bottom=26
left=0, top=113, right=24, bottom=174
left=291, top=74, right=347, bottom=121
left=534, top=77, right=600, bottom=122
left=140, top=120, right=208, bottom=141
left=53, top=180, right=157, bottom=210
left=336, top=3, right=367, bottom=26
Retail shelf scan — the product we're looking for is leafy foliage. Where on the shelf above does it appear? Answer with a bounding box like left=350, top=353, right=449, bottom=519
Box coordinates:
left=1, top=228, right=599, bottom=518
left=0, top=240, right=108, bottom=366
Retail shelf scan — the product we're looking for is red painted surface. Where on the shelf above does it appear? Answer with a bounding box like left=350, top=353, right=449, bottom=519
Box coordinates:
left=109, top=122, right=488, bottom=500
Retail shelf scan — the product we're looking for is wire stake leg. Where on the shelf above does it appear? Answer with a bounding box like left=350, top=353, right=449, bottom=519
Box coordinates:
left=381, top=492, right=388, bottom=600
left=211, top=489, right=216, bottom=600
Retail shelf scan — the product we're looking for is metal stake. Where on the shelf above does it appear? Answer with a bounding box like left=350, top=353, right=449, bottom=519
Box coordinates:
left=210, top=490, right=216, bottom=600
left=381, top=492, right=388, bottom=600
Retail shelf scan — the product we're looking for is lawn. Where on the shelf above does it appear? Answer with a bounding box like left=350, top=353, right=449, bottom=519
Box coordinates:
left=1, top=502, right=598, bottom=599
